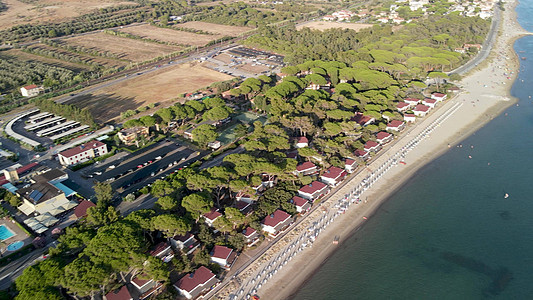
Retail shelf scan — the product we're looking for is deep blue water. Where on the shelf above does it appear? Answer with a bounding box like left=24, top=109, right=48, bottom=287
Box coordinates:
left=293, top=3, right=533, bottom=299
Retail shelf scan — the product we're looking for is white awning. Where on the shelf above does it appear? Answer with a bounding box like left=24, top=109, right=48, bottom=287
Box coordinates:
left=18, top=202, right=35, bottom=216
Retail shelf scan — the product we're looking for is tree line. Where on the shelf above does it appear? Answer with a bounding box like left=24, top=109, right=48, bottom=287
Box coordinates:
left=34, top=99, right=96, bottom=128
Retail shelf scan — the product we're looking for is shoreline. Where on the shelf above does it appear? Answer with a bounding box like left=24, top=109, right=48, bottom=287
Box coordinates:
left=257, top=1, right=530, bottom=299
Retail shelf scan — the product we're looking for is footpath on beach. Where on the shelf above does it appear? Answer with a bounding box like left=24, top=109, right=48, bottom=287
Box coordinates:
left=213, top=1, right=528, bottom=299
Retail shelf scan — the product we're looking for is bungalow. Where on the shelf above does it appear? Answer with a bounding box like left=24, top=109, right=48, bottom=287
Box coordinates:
left=431, top=92, right=447, bottom=102
left=117, top=127, right=150, bottom=145
left=447, top=86, right=461, bottom=93
left=364, top=140, right=381, bottom=153
left=376, top=131, right=393, bottom=144
left=413, top=104, right=430, bottom=117
left=454, top=47, right=466, bottom=54
left=404, top=97, right=420, bottom=106
left=73, top=200, right=96, bottom=219
left=298, top=180, right=329, bottom=201
left=234, top=200, right=254, bottom=215
left=104, top=286, right=133, bottom=300
left=386, top=120, right=406, bottom=132
left=293, top=161, right=319, bottom=176
left=422, top=98, right=437, bottom=108
left=352, top=112, right=375, bottom=127
left=235, top=192, right=255, bottom=204
left=210, top=245, right=238, bottom=270
left=261, top=209, right=292, bottom=237
left=295, top=136, right=309, bottom=148
left=149, top=241, right=174, bottom=262
left=463, top=43, right=482, bottom=50
left=344, top=159, right=358, bottom=173
left=243, top=227, right=260, bottom=246
left=170, top=232, right=200, bottom=255
left=20, top=84, right=42, bottom=97
left=131, top=274, right=163, bottom=300
left=174, top=266, right=219, bottom=300
left=291, top=196, right=311, bottom=213
left=354, top=149, right=370, bottom=160
left=404, top=113, right=417, bottom=123
left=203, top=209, right=222, bottom=227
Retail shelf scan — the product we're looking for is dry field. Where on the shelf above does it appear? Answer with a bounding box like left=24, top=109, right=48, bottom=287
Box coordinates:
left=175, top=21, right=251, bottom=36
left=28, top=44, right=126, bottom=68
left=296, top=21, right=374, bottom=32
left=213, top=53, right=233, bottom=64
left=119, top=24, right=219, bottom=47
left=64, top=32, right=181, bottom=62
left=0, top=0, right=135, bottom=30
left=68, top=62, right=234, bottom=122
left=3, top=49, right=89, bottom=72
left=237, top=63, right=270, bottom=75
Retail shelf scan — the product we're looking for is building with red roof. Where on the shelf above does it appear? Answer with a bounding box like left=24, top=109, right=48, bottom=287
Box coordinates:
left=364, top=140, right=381, bottom=153
left=396, top=101, right=410, bottom=112
left=131, top=274, right=163, bottom=299
left=404, top=113, right=416, bottom=123
left=73, top=200, right=96, bottom=219
left=298, top=180, right=329, bottom=201
left=261, top=209, right=292, bottom=237
left=243, top=226, right=259, bottom=246
left=170, top=232, right=200, bottom=255
left=210, top=245, right=238, bottom=270
left=352, top=112, right=375, bottom=127
left=422, top=98, right=437, bottom=108
left=354, top=149, right=370, bottom=160
left=291, top=196, right=311, bottom=213
left=104, top=285, right=132, bottom=300
left=149, top=241, right=174, bottom=262
left=58, top=140, right=108, bottom=166
left=293, top=161, right=319, bottom=176
left=203, top=209, right=222, bottom=227
left=413, top=104, right=430, bottom=117
left=376, top=131, right=393, bottom=144
left=386, top=120, right=405, bottom=132
left=295, top=136, right=309, bottom=148
left=344, top=159, right=358, bottom=173
left=20, top=84, right=42, bottom=97
left=431, top=92, right=447, bottom=101
left=320, top=166, right=347, bottom=187
left=404, top=97, right=420, bottom=105
left=174, top=266, right=219, bottom=299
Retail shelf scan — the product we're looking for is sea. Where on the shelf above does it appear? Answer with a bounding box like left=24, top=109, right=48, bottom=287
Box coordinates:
left=292, top=2, right=533, bottom=300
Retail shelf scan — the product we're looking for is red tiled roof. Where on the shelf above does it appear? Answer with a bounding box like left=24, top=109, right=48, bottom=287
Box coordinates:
left=74, top=200, right=96, bottom=218
left=387, top=120, right=404, bottom=128
left=132, top=274, right=152, bottom=288
left=173, top=232, right=193, bottom=242
left=396, top=102, right=409, bottom=109
left=364, top=141, right=379, bottom=150
left=376, top=132, right=391, bottom=140
left=292, top=196, right=308, bottom=207
left=345, top=158, right=357, bottom=166
left=23, top=84, right=38, bottom=90
left=16, top=162, right=39, bottom=175
left=321, top=166, right=346, bottom=179
left=149, top=242, right=170, bottom=257
left=299, top=181, right=327, bottom=194
left=296, top=136, right=308, bottom=144
left=59, top=140, right=105, bottom=158
left=404, top=97, right=420, bottom=103
left=432, top=92, right=446, bottom=97
left=296, top=161, right=316, bottom=172
left=105, top=285, right=132, bottom=300
left=211, top=245, right=232, bottom=260
left=262, top=209, right=291, bottom=227
left=405, top=113, right=416, bottom=118
left=243, top=227, right=256, bottom=238
left=423, top=98, right=437, bottom=103
left=235, top=200, right=251, bottom=211
left=176, top=266, right=216, bottom=293
left=413, top=104, right=430, bottom=112
left=203, top=209, right=222, bottom=221
left=352, top=112, right=374, bottom=126
left=355, top=149, right=368, bottom=157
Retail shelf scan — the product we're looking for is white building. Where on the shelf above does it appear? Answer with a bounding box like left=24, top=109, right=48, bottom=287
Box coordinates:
left=58, top=140, right=108, bottom=166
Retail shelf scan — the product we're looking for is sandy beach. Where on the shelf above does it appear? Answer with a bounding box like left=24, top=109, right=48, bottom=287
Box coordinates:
left=212, top=1, right=530, bottom=299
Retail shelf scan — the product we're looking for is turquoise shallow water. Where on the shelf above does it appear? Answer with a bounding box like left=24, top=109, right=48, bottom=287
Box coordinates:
left=293, top=3, right=533, bottom=300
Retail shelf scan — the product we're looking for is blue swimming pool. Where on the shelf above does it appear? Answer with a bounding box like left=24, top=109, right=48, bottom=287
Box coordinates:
left=6, top=241, right=24, bottom=251
left=0, top=225, right=15, bottom=241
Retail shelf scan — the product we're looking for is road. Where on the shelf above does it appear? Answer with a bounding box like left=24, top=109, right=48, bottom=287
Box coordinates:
left=0, top=244, right=50, bottom=290
left=450, top=7, right=501, bottom=75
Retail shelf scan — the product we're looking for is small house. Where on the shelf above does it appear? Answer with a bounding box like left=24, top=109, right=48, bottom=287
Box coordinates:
left=364, top=140, right=381, bottom=153
left=404, top=98, right=420, bottom=106
left=131, top=274, right=163, bottom=300
left=354, top=149, right=370, bottom=160
left=20, top=84, right=42, bottom=97
left=376, top=131, right=393, bottom=144
left=431, top=92, right=447, bottom=102
left=295, top=137, right=309, bottom=148
left=261, top=209, right=292, bottom=237
left=170, top=232, right=200, bottom=255
left=293, top=161, right=319, bottom=176
left=243, top=227, right=260, bottom=246
left=404, top=113, right=416, bottom=123
left=320, top=166, right=347, bottom=187
left=344, top=159, right=358, bottom=173
left=203, top=209, right=222, bottom=227
left=386, top=120, right=405, bottom=132
left=291, top=196, right=311, bottom=213
left=422, top=98, right=437, bottom=108
left=210, top=245, right=238, bottom=270
left=298, top=181, right=329, bottom=201
left=104, top=286, right=132, bottom=300
left=174, top=266, right=219, bottom=300
left=149, top=241, right=174, bottom=262
left=413, top=104, right=430, bottom=117
left=352, top=112, right=375, bottom=127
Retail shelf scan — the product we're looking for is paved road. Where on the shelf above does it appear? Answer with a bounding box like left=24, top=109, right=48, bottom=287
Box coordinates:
left=0, top=244, right=50, bottom=290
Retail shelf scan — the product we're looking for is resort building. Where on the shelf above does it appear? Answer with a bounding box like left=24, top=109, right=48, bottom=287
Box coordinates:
left=203, top=209, right=222, bottom=227
left=170, top=232, right=200, bottom=255
left=104, top=286, right=133, bottom=300
left=293, top=161, right=319, bottom=176
left=149, top=241, right=174, bottom=263
left=131, top=274, right=163, bottom=300
left=243, top=227, right=260, bottom=246
left=413, top=104, right=431, bottom=117
left=344, top=159, right=358, bottom=173
left=404, top=113, right=417, bottom=123
left=386, top=120, right=406, bottom=132
left=117, top=127, right=150, bottom=145
left=295, top=136, right=309, bottom=148
left=298, top=181, right=329, bottom=201
left=320, top=167, right=347, bottom=187
left=376, top=131, right=393, bottom=144
left=261, top=209, right=292, bottom=237
left=291, top=196, right=311, bottom=213
left=404, top=97, right=420, bottom=106
left=210, top=245, right=238, bottom=270
left=174, top=266, right=219, bottom=299
left=431, top=92, right=447, bottom=101
left=364, top=140, right=381, bottom=153
left=58, top=140, right=108, bottom=166
left=20, top=84, right=43, bottom=97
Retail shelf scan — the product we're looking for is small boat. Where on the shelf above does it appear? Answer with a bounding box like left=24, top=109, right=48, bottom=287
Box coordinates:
left=333, top=236, right=339, bottom=244
left=400, top=161, right=407, bottom=165
left=504, top=193, right=509, bottom=199
left=363, top=216, right=368, bottom=220
left=521, top=57, right=527, bottom=60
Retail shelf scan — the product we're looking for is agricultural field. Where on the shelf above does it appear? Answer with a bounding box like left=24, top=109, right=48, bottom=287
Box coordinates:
left=63, top=32, right=181, bottom=62
left=0, top=0, right=135, bottom=30
left=118, top=24, right=222, bottom=47
left=296, top=21, right=374, bottom=31
left=2, top=49, right=89, bottom=73
left=175, top=21, right=251, bottom=36
left=25, top=44, right=126, bottom=68
left=67, top=62, right=234, bottom=122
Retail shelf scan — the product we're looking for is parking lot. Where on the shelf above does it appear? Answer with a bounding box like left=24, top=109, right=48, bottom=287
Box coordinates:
left=89, top=141, right=197, bottom=195
left=204, top=46, right=284, bottom=78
